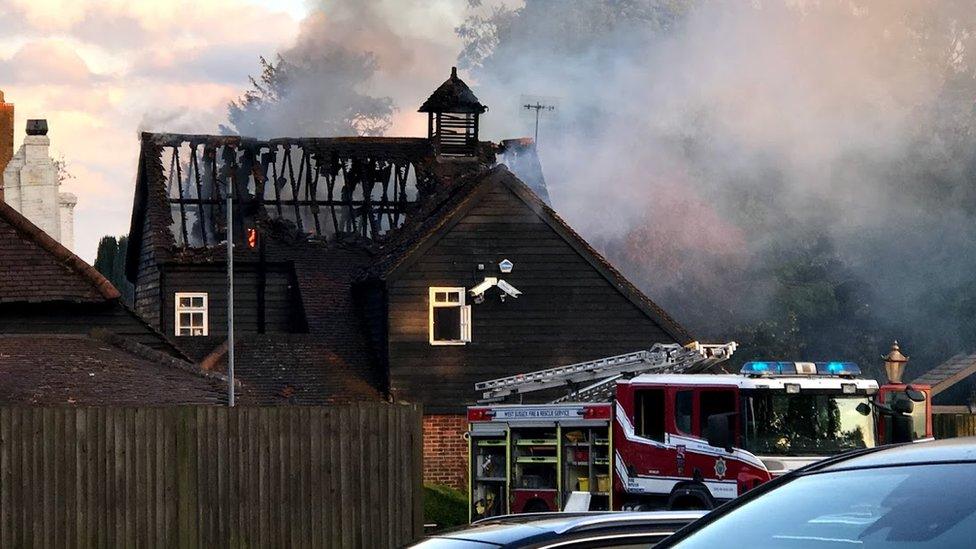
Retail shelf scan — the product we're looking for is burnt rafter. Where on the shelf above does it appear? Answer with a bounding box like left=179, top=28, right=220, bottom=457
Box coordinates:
left=152, top=133, right=437, bottom=248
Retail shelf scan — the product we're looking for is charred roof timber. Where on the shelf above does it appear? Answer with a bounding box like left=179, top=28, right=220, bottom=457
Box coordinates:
left=136, top=133, right=438, bottom=254
left=419, top=67, right=487, bottom=157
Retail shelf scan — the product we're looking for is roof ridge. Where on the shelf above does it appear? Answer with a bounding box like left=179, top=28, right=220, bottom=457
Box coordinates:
left=90, top=329, right=234, bottom=387
left=0, top=201, right=120, bottom=300
left=116, top=299, right=193, bottom=361
left=369, top=165, right=504, bottom=279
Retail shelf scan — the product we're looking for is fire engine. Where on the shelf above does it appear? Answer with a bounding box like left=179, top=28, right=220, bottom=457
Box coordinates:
left=466, top=342, right=931, bottom=521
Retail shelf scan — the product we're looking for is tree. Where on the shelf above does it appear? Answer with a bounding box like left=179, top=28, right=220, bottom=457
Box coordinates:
left=94, top=235, right=134, bottom=305
left=222, top=49, right=395, bottom=138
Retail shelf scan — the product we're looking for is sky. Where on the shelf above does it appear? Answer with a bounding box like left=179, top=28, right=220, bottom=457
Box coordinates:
left=0, top=0, right=467, bottom=262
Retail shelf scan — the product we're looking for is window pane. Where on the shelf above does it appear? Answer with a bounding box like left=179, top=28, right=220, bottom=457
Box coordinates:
left=191, top=297, right=204, bottom=308
left=446, top=292, right=460, bottom=303
left=675, top=390, right=693, bottom=434
left=433, top=306, right=462, bottom=341
left=699, top=391, right=736, bottom=437
left=635, top=390, right=665, bottom=442
left=179, top=297, right=191, bottom=308
left=435, top=292, right=448, bottom=303
left=178, top=328, right=190, bottom=336
left=191, top=313, right=204, bottom=327
left=192, top=328, right=204, bottom=336
left=179, top=313, right=192, bottom=327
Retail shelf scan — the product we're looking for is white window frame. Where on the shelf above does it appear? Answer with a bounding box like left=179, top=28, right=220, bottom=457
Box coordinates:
left=429, top=287, right=471, bottom=345
left=174, top=292, right=209, bottom=336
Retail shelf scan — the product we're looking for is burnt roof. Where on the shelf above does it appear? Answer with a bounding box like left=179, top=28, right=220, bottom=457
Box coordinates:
left=125, top=133, right=438, bottom=282
left=366, top=165, right=694, bottom=344
left=418, top=67, right=487, bottom=114
left=0, top=201, right=119, bottom=303
left=0, top=334, right=225, bottom=405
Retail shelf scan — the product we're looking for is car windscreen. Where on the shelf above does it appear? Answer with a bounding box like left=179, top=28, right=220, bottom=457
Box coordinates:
left=670, top=462, right=976, bottom=548
left=741, top=391, right=875, bottom=456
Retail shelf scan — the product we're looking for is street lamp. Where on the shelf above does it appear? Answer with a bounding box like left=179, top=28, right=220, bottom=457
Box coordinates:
left=882, top=341, right=908, bottom=384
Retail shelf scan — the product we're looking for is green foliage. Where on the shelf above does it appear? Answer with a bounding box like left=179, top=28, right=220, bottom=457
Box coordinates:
left=94, top=235, right=134, bottom=305
left=732, top=233, right=884, bottom=379
left=423, top=484, right=468, bottom=531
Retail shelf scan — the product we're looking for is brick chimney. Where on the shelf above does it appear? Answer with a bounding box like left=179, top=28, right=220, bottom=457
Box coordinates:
left=0, top=91, right=13, bottom=200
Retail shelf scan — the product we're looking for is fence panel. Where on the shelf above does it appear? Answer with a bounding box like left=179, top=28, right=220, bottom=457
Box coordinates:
left=0, top=403, right=423, bottom=548
left=933, top=413, right=976, bottom=439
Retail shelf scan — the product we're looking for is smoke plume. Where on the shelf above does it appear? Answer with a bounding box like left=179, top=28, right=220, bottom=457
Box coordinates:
left=459, top=0, right=976, bottom=380
left=242, top=0, right=976, bottom=383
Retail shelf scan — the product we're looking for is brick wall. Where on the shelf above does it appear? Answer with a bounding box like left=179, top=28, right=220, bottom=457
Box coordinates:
left=0, top=91, right=13, bottom=198
left=422, top=414, right=468, bottom=489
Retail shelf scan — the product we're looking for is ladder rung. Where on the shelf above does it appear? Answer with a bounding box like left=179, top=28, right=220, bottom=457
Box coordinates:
left=475, top=342, right=737, bottom=402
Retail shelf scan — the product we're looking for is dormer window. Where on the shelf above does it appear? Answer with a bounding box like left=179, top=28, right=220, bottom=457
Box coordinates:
left=175, top=292, right=208, bottom=336
left=429, top=287, right=471, bottom=345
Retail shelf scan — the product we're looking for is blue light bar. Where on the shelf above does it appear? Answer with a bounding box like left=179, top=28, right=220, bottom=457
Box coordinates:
left=817, top=362, right=861, bottom=376
left=741, top=361, right=793, bottom=375
left=741, top=361, right=861, bottom=377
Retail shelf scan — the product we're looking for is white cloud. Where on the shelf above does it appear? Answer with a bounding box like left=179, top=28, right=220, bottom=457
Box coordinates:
left=0, top=0, right=303, bottom=261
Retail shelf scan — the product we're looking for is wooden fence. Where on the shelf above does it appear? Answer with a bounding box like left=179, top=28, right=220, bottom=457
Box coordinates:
left=0, top=404, right=423, bottom=548
left=933, top=412, right=976, bottom=439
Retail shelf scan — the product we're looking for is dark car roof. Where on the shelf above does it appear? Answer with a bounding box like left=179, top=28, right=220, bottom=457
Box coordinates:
left=655, top=438, right=976, bottom=548
left=810, top=437, right=976, bottom=472
left=427, top=511, right=705, bottom=546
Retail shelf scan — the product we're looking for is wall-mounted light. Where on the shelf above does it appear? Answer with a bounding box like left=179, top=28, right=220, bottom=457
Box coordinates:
left=496, top=279, right=522, bottom=299
left=499, top=259, right=514, bottom=273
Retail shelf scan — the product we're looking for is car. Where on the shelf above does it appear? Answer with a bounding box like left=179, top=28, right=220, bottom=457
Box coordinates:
left=656, top=437, right=976, bottom=548
left=408, top=511, right=707, bottom=548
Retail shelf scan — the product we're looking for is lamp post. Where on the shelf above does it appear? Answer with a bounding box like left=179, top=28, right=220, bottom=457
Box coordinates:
left=882, top=341, right=908, bottom=384
left=226, top=172, right=235, bottom=407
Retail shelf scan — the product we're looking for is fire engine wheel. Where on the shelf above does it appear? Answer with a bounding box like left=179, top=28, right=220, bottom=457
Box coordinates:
left=667, top=485, right=714, bottom=511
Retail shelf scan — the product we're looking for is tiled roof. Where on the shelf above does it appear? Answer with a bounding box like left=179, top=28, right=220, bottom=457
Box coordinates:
left=0, top=335, right=225, bottom=405
left=0, top=201, right=119, bottom=303
left=198, top=335, right=383, bottom=405
left=914, top=352, right=976, bottom=396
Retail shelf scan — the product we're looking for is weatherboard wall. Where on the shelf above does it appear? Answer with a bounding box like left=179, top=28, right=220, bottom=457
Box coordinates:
left=161, top=263, right=299, bottom=340
left=384, top=180, right=679, bottom=413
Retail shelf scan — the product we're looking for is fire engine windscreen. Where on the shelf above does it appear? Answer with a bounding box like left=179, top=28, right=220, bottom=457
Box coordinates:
left=741, top=392, right=875, bottom=456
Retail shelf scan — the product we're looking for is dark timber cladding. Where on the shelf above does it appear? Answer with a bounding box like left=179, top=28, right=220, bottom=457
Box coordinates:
left=160, top=264, right=297, bottom=337
left=381, top=168, right=691, bottom=413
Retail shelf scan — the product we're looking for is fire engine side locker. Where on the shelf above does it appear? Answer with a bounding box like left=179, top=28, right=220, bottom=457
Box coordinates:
left=511, top=424, right=561, bottom=513
left=559, top=421, right=613, bottom=511
left=468, top=425, right=510, bottom=522
left=468, top=403, right=613, bottom=520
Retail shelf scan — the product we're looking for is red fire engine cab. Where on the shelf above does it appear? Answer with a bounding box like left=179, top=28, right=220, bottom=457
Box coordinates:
left=467, top=344, right=930, bottom=521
